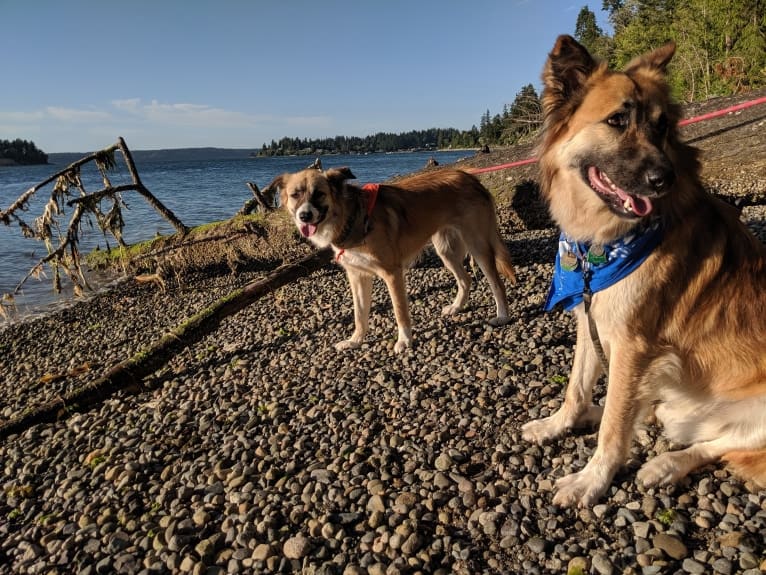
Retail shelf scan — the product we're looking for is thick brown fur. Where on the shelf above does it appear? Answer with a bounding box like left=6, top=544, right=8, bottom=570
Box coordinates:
left=522, top=35, right=766, bottom=506
left=266, top=167, right=516, bottom=352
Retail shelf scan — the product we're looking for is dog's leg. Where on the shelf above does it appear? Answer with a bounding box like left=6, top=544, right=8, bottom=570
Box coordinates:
left=639, top=394, right=766, bottom=486
left=433, top=230, right=471, bottom=316
left=638, top=442, right=721, bottom=487
left=464, top=238, right=510, bottom=326
left=335, top=269, right=373, bottom=351
left=380, top=269, right=412, bottom=353
left=522, top=308, right=604, bottom=443
left=553, top=343, right=649, bottom=507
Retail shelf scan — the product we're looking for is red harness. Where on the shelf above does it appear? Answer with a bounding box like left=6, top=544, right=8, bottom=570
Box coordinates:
left=336, top=183, right=379, bottom=261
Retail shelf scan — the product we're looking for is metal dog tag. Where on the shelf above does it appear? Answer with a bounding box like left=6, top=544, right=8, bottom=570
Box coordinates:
left=587, top=245, right=607, bottom=265
left=561, top=251, right=579, bottom=271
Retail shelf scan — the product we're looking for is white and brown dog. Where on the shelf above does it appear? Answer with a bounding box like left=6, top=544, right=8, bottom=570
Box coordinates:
left=266, top=166, right=516, bottom=352
left=522, top=35, right=766, bottom=506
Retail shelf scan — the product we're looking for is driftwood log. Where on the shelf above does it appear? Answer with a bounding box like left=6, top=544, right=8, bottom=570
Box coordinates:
left=0, top=247, right=332, bottom=441
left=239, top=182, right=276, bottom=215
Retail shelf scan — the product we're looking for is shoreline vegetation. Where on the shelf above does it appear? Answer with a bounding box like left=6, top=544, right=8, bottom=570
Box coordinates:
left=0, top=139, right=48, bottom=166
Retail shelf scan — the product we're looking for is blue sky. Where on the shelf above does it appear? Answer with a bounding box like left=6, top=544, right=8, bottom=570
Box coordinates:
left=1, top=1, right=610, bottom=153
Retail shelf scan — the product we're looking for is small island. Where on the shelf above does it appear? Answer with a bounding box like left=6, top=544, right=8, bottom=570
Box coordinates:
left=0, top=138, right=48, bottom=166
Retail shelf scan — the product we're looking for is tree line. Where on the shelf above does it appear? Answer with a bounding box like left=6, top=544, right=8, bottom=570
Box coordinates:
left=257, top=83, right=543, bottom=156
left=256, top=128, right=480, bottom=157
left=0, top=139, right=48, bottom=165
left=576, top=0, right=766, bottom=101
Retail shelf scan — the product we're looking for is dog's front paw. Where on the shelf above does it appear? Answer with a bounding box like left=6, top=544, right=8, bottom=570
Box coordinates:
left=441, top=303, right=461, bottom=316
left=488, top=315, right=510, bottom=327
left=522, top=405, right=603, bottom=444
left=393, top=327, right=412, bottom=353
left=553, top=469, right=610, bottom=508
left=394, top=338, right=412, bottom=353
left=335, top=339, right=362, bottom=351
left=637, top=450, right=699, bottom=487
left=522, top=414, right=570, bottom=444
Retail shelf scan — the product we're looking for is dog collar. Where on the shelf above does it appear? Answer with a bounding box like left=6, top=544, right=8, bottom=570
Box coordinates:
left=335, top=183, right=380, bottom=261
left=544, top=220, right=663, bottom=311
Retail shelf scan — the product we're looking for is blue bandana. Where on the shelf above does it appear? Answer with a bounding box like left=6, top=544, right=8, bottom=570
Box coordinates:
left=544, top=221, right=664, bottom=311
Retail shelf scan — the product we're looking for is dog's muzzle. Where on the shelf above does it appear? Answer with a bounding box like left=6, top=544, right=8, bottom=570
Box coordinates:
left=296, top=203, right=325, bottom=238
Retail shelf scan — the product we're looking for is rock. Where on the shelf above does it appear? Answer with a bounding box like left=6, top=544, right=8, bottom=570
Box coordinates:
left=591, top=552, right=613, bottom=575
left=568, top=557, right=590, bottom=574
left=283, top=533, right=311, bottom=559
left=251, top=544, right=273, bottom=561
left=681, top=558, right=706, bottom=574
left=367, top=495, right=386, bottom=513
left=526, top=537, right=548, bottom=554
left=653, top=533, right=688, bottom=560
left=434, top=453, right=453, bottom=471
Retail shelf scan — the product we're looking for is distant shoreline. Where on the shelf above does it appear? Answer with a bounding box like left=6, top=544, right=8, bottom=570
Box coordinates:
left=0, top=158, right=50, bottom=167
left=42, top=147, right=479, bottom=166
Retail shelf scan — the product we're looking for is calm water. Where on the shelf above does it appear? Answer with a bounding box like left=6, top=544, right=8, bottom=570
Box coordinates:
left=0, top=150, right=471, bottom=320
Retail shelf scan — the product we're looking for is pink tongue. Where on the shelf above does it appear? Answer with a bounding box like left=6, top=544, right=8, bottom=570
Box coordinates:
left=589, top=167, right=654, bottom=217
left=300, top=223, right=317, bottom=237
left=629, top=195, right=653, bottom=216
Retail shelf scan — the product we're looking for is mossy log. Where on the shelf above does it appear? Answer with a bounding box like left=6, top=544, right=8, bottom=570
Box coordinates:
left=0, top=247, right=332, bottom=441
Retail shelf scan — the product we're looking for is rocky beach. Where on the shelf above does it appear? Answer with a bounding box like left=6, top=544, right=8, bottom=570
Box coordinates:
left=1, top=91, right=766, bottom=574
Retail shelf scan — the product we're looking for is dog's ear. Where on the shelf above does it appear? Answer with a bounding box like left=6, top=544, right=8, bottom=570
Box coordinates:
left=262, top=173, right=287, bottom=208
left=624, top=41, right=676, bottom=75
left=324, top=167, right=356, bottom=191
left=542, top=35, right=597, bottom=115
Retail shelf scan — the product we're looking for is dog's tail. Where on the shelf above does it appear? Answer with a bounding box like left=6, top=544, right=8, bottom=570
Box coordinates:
left=493, top=237, right=517, bottom=285
left=723, top=450, right=766, bottom=488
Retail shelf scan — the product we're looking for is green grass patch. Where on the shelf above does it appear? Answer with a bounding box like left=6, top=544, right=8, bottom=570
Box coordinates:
left=84, top=213, right=273, bottom=270
left=88, top=454, right=107, bottom=468
left=656, top=508, right=677, bottom=526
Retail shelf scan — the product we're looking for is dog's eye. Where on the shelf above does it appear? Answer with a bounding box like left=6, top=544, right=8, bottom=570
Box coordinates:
left=606, top=113, right=629, bottom=129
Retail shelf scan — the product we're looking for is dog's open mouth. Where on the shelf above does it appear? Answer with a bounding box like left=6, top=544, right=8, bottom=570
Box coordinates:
left=300, top=222, right=318, bottom=237
left=587, top=166, right=653, bottom=217
left=297, top=209, right=326, bottom=238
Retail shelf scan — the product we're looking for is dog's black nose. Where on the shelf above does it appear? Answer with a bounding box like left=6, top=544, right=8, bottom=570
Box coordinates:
left=298, top=211, right=313, bottom=223
left=646, top=167, right=674, bottom=192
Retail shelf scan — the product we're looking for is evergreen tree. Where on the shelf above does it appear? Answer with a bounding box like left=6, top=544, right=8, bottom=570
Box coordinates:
left=0, top=139, right=48, bottom=165
left=576, top=5, right=614, bottom=63
left=503, top=84, right=542, bottom=144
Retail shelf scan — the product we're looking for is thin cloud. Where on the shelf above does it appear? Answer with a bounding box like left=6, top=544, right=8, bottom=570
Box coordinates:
left=111, top=98, right=142, bottom=113
left=0, top=110, right=45, bottom=122
left=109, top=98, right=258, bottom=128
left=45, top=107, right=112, bottom=122
left=0, top=99, right=336, bottom=150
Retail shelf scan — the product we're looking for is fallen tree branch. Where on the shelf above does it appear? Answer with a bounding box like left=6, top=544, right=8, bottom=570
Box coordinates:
left=239, top=182, right=275, bottom=215
left=1, top=137, right=189, bottom=307
left=0, top=144, right=120, bottom=225
left=116, top=137, right=188, bottom=235
left=0, top=247, right=332, bottom=441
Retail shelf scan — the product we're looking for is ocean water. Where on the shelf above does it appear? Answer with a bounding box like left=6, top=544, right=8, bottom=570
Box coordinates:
left=0, top=150, right=471, bottom=320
